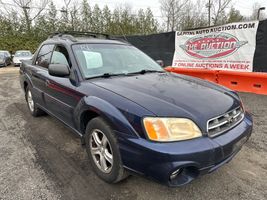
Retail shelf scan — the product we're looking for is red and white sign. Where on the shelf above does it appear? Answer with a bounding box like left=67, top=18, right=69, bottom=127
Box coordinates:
left=172, top=21, right=259, bottom=72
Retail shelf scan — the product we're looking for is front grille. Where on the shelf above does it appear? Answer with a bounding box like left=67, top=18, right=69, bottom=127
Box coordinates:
left=207, top=106, right=244, bottom=137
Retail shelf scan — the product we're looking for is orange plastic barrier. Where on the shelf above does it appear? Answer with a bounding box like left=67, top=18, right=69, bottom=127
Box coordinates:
left=165, top=67, right=218, bottom=83
left=165, top=67, right=267, bottom=95
left=217, top=71, right=267, bottom=95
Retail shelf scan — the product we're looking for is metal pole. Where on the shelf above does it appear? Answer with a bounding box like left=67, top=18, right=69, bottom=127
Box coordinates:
left=209, top=0, right=211, bottom=26
left=257, top=7, right=266, bottom=20
left=207, top=0, right=211, bottom=26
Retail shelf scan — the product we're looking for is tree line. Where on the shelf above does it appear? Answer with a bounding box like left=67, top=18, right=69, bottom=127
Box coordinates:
left=0, top=0, right=158, bottom=52
left=0, top=0, right=264, bottom=53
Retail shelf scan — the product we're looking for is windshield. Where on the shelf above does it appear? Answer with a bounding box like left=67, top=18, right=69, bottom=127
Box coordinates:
left=72, top=44, right=164, bottom=78
left=15, top=51, right=32, bottom=57
left=0, top=54, right=4, bottom=58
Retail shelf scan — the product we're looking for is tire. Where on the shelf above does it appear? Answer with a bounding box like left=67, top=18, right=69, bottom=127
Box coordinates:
left=25, top=86, right=45, bottom=117
left=84, top=117, right=128, bottom=183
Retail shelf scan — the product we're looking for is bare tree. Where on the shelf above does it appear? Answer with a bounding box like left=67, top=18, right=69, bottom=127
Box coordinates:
left=180, top=0, right=207, bottom=30
left=160, top=0, right=189, bottom=31
left=69, top=4, right=80, bottom=31
left=211, top=0, right=232, bottom=25
left=0, top=0, right=50, bottom=33
left=59, top=0, right=78, bottom=30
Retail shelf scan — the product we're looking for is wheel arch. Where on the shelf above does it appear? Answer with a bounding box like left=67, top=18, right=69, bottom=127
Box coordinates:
left=23, top=72, right=34, bottom=92
left=76, top=96, right=139, bottom=138
left=79, top=110, right=100, bottom=136
left=23, top=81, right=28, bottom=92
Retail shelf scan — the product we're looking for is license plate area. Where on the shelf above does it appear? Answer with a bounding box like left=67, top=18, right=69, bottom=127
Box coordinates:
left=233, top=135, right=248, bottom=153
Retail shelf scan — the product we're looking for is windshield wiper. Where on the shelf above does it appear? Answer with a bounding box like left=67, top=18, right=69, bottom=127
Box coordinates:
left=86, top=70, right=165, bottom=79
left=127, top=69, right=165, bottom=75
left=86, top=73, right=126, bottom=79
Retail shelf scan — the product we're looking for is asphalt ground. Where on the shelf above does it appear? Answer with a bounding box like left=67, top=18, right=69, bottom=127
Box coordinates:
left=0, top=66, right=266, bottom=200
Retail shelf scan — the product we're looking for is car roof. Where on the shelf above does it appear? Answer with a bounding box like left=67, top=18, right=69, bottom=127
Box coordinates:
left=45, top=38, right=128, bottom=45
left=0, top=51, right=7, bottom=54
left=44, top=32, right=129, bottom=46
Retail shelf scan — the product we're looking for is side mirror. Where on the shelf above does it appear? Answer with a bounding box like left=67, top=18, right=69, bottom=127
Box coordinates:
left=48, top=64, right=70, bottom=77
left=156, top=60, right=165, bottom=68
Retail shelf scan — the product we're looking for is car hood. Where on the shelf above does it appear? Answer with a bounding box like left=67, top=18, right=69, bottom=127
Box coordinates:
left=14, top=56, right=32, bottom=60
left=90, top=72, right=240, bottom=132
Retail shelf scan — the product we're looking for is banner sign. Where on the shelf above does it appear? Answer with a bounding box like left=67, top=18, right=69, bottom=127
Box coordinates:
left=172, top=21, right=259, bottom=72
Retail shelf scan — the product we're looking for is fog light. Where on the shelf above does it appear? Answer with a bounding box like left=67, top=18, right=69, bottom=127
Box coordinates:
left=170, top=168, right=182, bottom=180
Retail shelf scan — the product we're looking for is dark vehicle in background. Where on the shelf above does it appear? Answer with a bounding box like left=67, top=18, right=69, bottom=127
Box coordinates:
left=0, top=51, right=12, bottom=67
left=19, top=32, right=253, bottom=186
left=13, top=50, right=33, bottom=66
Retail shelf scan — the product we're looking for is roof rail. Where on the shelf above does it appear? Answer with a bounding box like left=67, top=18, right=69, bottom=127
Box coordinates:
left=48, top=31, right=130, bottom=44
left=49, top=31, right=111, bottom=41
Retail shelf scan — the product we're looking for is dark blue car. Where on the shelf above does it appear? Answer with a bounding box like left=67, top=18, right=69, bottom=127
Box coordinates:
left=19, top=32, right=253, bottom=186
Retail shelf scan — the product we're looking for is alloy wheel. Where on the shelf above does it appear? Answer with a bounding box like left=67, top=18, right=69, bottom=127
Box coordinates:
left=27, top=90, right=34, bottom=112
left=90, top=129, right=113, bottom=173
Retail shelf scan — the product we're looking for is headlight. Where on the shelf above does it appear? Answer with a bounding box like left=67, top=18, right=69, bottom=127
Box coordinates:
left=143, top=117, right=202, bottom=142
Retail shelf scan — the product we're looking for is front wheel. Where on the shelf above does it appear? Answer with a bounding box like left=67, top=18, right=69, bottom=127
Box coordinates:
left=85, top=117, right=128, bottom=183
left=25, top=87, right=45, bottom=117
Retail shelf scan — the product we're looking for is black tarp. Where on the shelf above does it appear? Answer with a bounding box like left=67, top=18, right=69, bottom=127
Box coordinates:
left=253, top=20, right=267, bottom=72
left=125, top=31, right=175, bottom=66
left=125, top=19, right=267, bottom=72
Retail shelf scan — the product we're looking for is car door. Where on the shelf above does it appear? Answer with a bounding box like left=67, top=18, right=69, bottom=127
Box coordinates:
left=30, top=44, right=55, bottom=107
left=43, top=45, right=81, bottom=128
left=4, top=53, right=9, bottom=65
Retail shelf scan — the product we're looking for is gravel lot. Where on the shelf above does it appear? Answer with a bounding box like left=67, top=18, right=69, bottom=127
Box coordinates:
left=0, top=66, right=266, bottom=200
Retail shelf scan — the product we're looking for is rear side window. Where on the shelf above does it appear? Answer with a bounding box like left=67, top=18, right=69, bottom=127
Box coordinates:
left=51, top=46, right=70, bottom=67
left=36, top=44, right=54, bottom=68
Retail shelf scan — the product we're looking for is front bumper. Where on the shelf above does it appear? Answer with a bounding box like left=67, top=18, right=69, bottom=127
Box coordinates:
left=117, top=112, right=253, bottom=186
left=14, top=62, right=21, bottom=66
left=13, top=59, right=21, bottom=66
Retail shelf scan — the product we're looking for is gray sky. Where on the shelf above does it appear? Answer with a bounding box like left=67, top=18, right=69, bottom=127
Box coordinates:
left=232, top=0, right=267, bottom=16
left=2, top=0, right=267, bottom=19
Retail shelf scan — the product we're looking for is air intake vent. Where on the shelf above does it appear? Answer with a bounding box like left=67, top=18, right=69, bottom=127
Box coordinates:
left=207, top=107, right=244, bottom=137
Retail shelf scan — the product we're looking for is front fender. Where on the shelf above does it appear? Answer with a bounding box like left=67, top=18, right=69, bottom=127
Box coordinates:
left=74, top=96, right=139, bottom=137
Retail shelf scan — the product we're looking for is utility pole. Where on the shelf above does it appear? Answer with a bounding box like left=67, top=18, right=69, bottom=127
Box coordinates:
left=206, top=0, right=211, bottom=26
left=22, top=6, right=31, bottom=33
